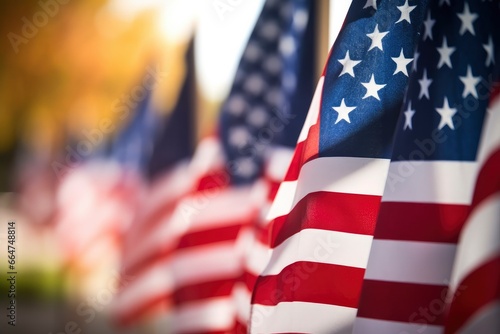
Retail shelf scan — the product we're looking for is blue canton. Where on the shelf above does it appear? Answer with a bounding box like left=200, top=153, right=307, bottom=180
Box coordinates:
left=219, top=0, right=314, bottom=184
left=392, top=0, right=500, bottom=162
left=319, top=0, right=428, bottom=159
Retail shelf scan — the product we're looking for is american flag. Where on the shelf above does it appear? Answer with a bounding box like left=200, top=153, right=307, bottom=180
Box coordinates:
left=248, top=0, right=428, bottom=332
left=162, top=0, right=316, bottom=332
left=354, top=1, right=499, bottom=333
left=53, top=79, right=158, bottom=270
left=443, top=89, right=500, bottom=333
left=112, top=43, right=197, bottom=326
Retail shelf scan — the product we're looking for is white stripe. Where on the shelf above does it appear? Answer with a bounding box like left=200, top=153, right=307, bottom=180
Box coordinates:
left=458, top=301, right=500, bottom=334
left=115, top=242, right=241, bottom=319
left=250, top=302, right=356, bottom=334
left=122, top=209, right=180, bottom=271
left=449, top=194, right=500, bottom=292
left=245, top=236, right=271, bottom=276
left=171, top=298, right=235, bottom=333
left=188, top=137, right=225, bottom=176
left=112, top=262, right=173, bottom=317
left=353, top=317, right=443, bottom=334
left=125, top=186, right=259, bottom=271
left=266, top=180, right=297, bottom=220
left=365, top=239, right=456, bottom=285
left=261, top=229, right=373, bottom=276
left=264, top=77, right=323, bottom=226
left=297, top=76, right=323, bottom=142
left=172, top=242, right=242, bottom=286
left=172, top=185, right=259, bottom=230
left=141, top=160, right=192, bottom=219
left=267, top=157, right=390, bottom=220
left=266, top=147, right=294, bottom=182
left=383, top=161, right=477, bottom=204
left=232, top=282, right=252, bottom=324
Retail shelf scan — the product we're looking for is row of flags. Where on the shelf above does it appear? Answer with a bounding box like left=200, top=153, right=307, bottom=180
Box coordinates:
left=114, top=0, right=316, bottom=332
left=19, top=0, right=499, bottom=333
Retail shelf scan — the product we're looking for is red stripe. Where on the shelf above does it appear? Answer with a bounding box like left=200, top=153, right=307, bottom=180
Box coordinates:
left=267, top=178, right=281, bottom=201
left=115, top=293, right=170, bottom=327
left=242, top=269, right=259, bottom=292
left=285, top=122, right=320, bottom=182
left=445, top=256, right=500, bottom=334
left=252, top=262, right=364, bottom=308
left=123, top=248, right=172, bottom=277
left=375, top=202, right=469, bottom=243
left=286, top=141, right=306, bottom=181
left=357, top=280, right=447, bottom=326
left=173, top=278, right=236, bottom=304
left=256, top=221, right=272, bottom=245
left=124, top=220, right=251, bottom=276
left=177, top=223, right=246, bottom=250
left=234, top=320, right=247, bottom=334
left=125, top=198, right=177, bottom=244
left=195, top=169, right=230, bottom=191
left=181, top=322, right=247, bottom=334
left=270, top=191, right=381, bottom=248
left=471, top=148, right=500, bottom=208
left=490, top=86, right=500, bottom=103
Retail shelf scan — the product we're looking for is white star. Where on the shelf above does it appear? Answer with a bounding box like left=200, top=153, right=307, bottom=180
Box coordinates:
left=246, top=107, right=268, bottom=127
left=263, top=55, right=282, bottom=74
left=244, top=74, right=265, bottom=95
left=418, top=69, right=432, bottom=99
left=396, top=0, right=417, bottom=24
left=459, top=66, right=481, bottom=98
left=391, top=48, right=413, bottom=76
left=332, top=98, right=356, bottom=124
left=412, top=50, right=420, bottom=72
left=361, top=74, right=386, bottom=100
left=338, top=50, right=361, bottom=77
left=483, top=36, right=495, bottom=67
left=265, top=88, right=284, bottom=105
left=457, top=3, right=478, bottom=36
left=280, top=35, right=296, bottom=56
left=439, top=0, right=450, bottom=5
left=259, top=21, right=280, bottom=40
left=367, top=24, right=389, bottom=51
left=423, top=12, right=435, bottom=40
left=437, top=37, right=456, bottom=69
left=363, top=0, right=377, bottom=10
left=229, top=127, right=251, bottom=148
left=403, top=101, right=416, bottom=130
left=244, top=42, right=262, bottom=62
left=293, top=9, right=309, bottom=31
left=436, top=97, right=457, bottom=130
left=226, top=95, right=247, bottom=116
left=235, top=157, right=258, bottom=178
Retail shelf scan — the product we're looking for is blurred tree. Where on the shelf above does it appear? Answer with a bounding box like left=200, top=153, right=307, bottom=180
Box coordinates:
left=0, top=0, right=191, bottom=190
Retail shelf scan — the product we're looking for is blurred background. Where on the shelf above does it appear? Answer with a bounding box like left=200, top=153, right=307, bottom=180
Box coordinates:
left=0, top=0, right=351, bottom=333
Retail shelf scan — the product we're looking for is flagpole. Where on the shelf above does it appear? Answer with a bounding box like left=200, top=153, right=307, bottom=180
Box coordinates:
left=316, top=0, right=330, bottom=80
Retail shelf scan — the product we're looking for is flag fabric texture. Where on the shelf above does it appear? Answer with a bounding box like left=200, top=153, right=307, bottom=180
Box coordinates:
left=248, top=0, right=428, bottom=333
left=443, top=89, right=500, bottom=334
left=160, top=0, right=316, bottom=333
left=353, top=1, right=500, bottom=333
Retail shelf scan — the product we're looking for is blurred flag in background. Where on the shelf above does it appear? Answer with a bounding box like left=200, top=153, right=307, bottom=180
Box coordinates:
left=112, top=39, right=197, bottom=326
left=52, top=69, right=160, bottom=273
left=114, top=0, right=317, bottom=332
